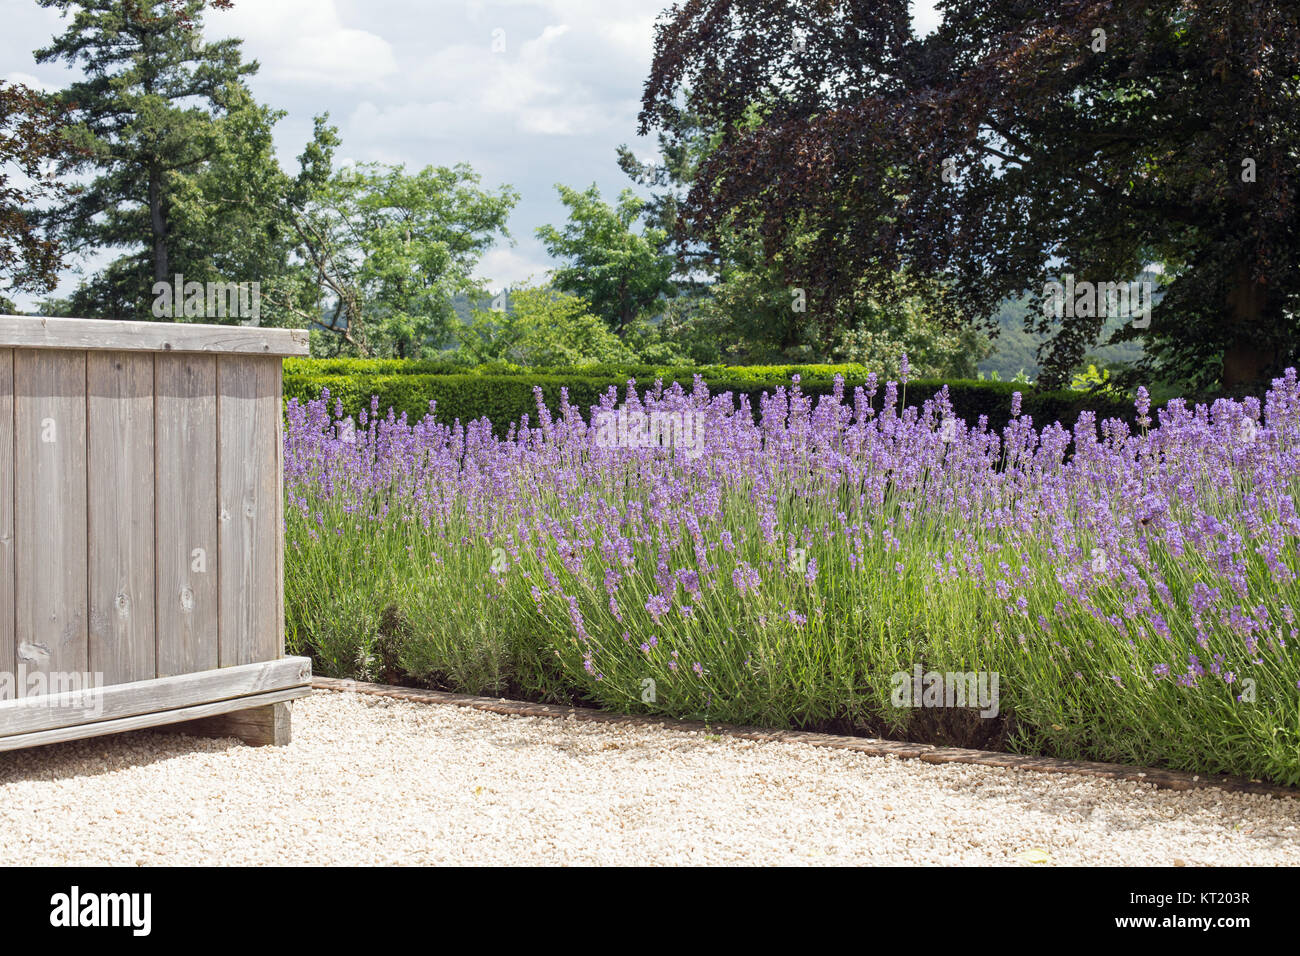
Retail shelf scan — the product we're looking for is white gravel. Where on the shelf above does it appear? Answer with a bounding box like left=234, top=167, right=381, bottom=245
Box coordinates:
left=0, top=689, right=1297, bottom=866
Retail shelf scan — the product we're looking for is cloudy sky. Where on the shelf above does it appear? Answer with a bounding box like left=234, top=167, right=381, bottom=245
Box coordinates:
left=2, top=0, right=942, bottom=310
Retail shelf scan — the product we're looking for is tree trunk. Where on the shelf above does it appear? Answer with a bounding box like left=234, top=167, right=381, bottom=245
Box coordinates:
left=1223, top=266, right=1271, bottom=389
left=616, top=278, right=630, bottom=333
left=149, top=166, right=168, bottom=285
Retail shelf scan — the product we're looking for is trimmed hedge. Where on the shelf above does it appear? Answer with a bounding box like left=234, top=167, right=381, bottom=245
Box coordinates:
left=282, top=359, right=1135, bottom=435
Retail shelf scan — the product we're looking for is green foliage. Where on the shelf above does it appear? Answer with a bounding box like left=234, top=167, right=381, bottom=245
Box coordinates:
left=300, top=161, right=518, bottom=358
left=823, top=280, right=993, bottom=379
left=622, top=256, right=991, bottom=374
left=165, top=85, right=319, bottom=330
left=283, top=356, right=468, bottom=377
left=618, top=108, right=989, bottom=372
left=536, top=184, right=675, bottom=332
left=978, top=294, right=1145, bottom=382
left=283, top=359, right=1134, bottom=435
left=25, top=3, right=517, bottom=346
left=449, top=282, right=638, bottom=367
left=1070, top=362, right=1112, bottom=392
left=978, top=368, right=1035, bottom=385
left=639, top=1, right=1300, bottom=390
left=615, top=312, right=696, bottom=365
left=616, top=103, right=719, bottom=281
left=681, top=224, right=819, bottom=362
left=35, top=0, right=266, bottom=316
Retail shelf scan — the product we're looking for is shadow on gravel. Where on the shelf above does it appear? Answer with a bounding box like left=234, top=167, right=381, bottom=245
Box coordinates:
left=0, top=728, right=244, bottom=784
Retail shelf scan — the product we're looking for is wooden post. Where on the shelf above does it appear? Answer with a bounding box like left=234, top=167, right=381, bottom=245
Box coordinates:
left=172, top=701, right=293, bottom=746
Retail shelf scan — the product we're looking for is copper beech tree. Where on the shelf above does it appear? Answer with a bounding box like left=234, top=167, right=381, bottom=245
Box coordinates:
left=640, top=0, right=1300, bottom=390
left=0, top=81, right=79, bottom=295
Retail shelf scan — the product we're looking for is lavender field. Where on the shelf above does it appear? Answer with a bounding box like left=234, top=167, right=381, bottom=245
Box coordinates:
left=283, top=371, right=1300, bottom=785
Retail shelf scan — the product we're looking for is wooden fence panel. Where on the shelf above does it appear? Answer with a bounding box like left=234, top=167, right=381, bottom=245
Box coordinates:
left=0, top=316, right=307, bottom=750
left=155, top=354, right=219, bottom=678
left=14, top=349, right=88, bottom=692
left=217, top=355, right=281, bottom=667
left=88, top=351, right=156, bottom=685
left=0, top=349, right=12, bottom=699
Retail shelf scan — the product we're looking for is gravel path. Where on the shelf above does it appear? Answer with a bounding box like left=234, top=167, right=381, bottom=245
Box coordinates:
left=1, top=689, right=1297, bottom=866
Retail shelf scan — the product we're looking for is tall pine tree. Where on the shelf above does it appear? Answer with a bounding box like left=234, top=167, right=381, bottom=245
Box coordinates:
left=34, top=0, right=274, bottom=319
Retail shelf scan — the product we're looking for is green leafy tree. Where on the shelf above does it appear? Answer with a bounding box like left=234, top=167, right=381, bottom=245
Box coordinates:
left=452, top=282, right=637, bottom=367
left=536, top=184, right=675, bottom=333
left=619, top=106, right=809, bottom=361
left=163, top=86, right=332, bottom=329
left=691, top=244, right=989, bottom=373
left=292, top=162, right=517, bottom=357
left=621, top=98, right=984, bottom=372
left=825, top=284, right=991, bottom=380
left=36, top=294, right=74, bottom=316
left=616, top=101, right=721, bottom=288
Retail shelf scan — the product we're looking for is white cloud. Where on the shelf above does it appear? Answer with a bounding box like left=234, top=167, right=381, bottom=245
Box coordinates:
left=595, top=12, right=658, bottom=62
left=4, top=71, right=52, bottom=91
left=476, top=245, right=552, bottom=290
left=351, top=19, right=631, bottom=146
left=211, top=0, right=397, bottom=87
left=0, top=0, right=708, bottom=309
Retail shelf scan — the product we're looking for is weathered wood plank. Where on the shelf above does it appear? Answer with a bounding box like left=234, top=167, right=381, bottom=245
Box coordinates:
left=0, top=685, right=309, bottom=753
left=0, top=315, right=307, bottom=357
left=0, top=655, right=310, bottom=737
left=0, top=349, right=12, bottom=699
left=275, top=368, right=286, bottom=653
left=88, top=352, right=155, bottom=685
left=14, top=349, right=88, bottom=693
left=217, top=356, right=280, bottom=667
left=173, top=700, right=292, bottom=746
left=155, top=354, right=218, bottom=677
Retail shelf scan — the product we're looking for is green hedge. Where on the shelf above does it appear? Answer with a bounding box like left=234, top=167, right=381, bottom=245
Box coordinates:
left=282, top=359, right=1135, bottom=435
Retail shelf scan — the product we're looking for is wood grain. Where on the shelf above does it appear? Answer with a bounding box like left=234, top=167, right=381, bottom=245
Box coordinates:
left=0, top=315, right=307, bottom=357
left=0, top=349, right=12, bottom=699
left=14, top=349, right=88, bottom=694
left=88, top=352, right=155, bottom=684
left=155, top=354, right=218, bottom=677
left=217, top=356, right=280, bottom=667
left=0, top=655, right=309, bottom=736
left=173, top=700, right=292, bottom=746
left=0, top=686, right=309, bottom=753
left=0, top=324, right=294, bottom=754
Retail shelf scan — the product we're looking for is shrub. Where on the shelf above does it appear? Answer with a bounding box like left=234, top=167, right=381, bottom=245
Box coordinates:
left=282, top=359, right=1134, bottom=435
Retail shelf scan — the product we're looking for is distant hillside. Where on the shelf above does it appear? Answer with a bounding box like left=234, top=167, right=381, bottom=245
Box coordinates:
left=979, top=287, right=1151, bottom=380
left=325, top=287, right=1149, bottom=378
